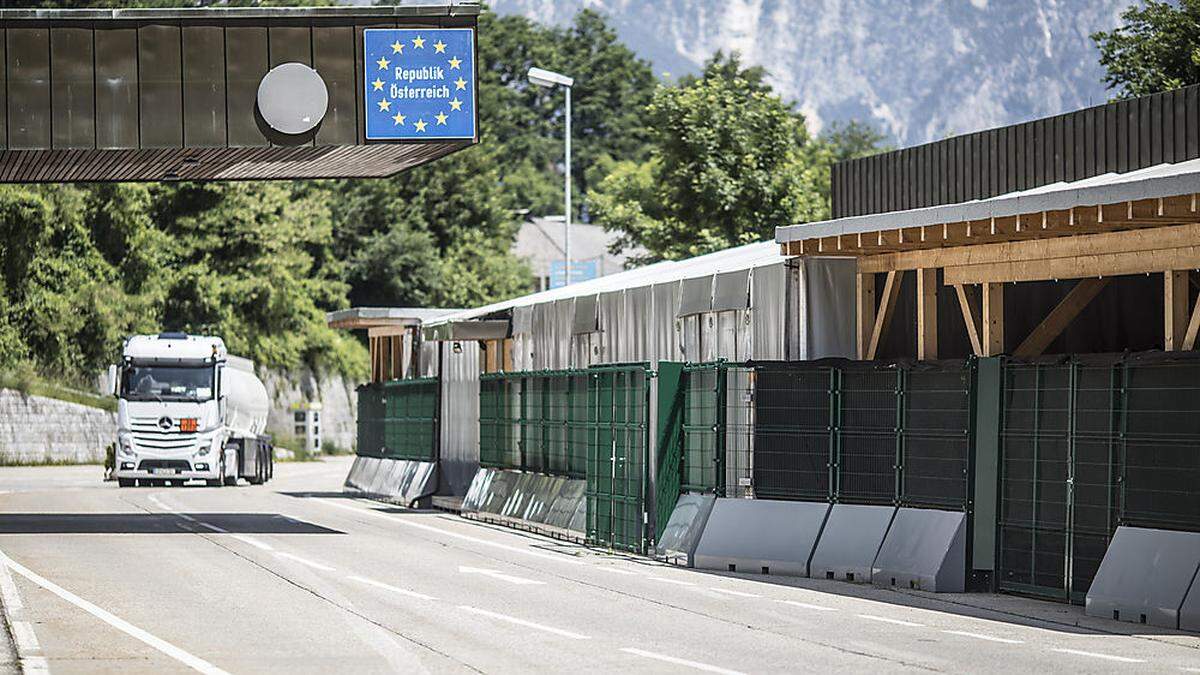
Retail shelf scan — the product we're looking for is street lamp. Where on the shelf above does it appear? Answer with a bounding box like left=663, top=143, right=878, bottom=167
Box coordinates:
left=527, top=66, right=575, bottom=286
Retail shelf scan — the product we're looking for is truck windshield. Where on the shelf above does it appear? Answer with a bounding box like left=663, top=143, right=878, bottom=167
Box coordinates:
left=120, top=364, right=215, bottom=402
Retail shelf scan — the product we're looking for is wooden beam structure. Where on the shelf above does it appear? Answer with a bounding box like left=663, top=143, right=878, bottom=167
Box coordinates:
left=1165, top=271, right=1190, bottom=351
left=1184, top=291, right=1200, bottom=352
left=982, top=282, right=1004, bottom=357
left=856, top=273, right=876, bottom=360
left=1013, top=278, right=1111, bottom=358
left=782, top=195, right=1200, bottom=258
left=917, top=268, right=938, bottom=360
left=953, top=285, right=983, bottom=357
left=865, top=271, right=902, bottom=360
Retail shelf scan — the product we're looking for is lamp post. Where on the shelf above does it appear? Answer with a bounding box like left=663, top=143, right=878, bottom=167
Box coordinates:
left=527, top=66, right=575, bottom=286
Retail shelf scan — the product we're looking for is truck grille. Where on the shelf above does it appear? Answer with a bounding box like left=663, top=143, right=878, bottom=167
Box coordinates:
left=130, top=416, right=198, bottom=451
left=137, top=459, right=192, bottom=471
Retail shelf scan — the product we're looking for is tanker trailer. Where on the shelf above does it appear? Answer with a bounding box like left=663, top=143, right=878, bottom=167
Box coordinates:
left=109, top=333, right=274, bottom=487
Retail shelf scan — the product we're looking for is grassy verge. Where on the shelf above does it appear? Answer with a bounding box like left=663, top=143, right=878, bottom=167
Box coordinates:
left=0, top=364, right=116, bottom=413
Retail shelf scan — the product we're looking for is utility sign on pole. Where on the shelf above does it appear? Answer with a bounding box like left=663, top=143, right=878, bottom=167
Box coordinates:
left=363, top=28, right=477, bottom=141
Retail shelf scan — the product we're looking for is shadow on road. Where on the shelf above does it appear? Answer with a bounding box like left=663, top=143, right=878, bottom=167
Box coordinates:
left=0, top=513, right=343, bottom=535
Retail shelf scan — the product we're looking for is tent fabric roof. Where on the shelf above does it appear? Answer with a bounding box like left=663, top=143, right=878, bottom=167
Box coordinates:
left=326, top=307, right=461, bottom=329
left=776, top=158, right=1200, bottom=244
left=423, top=241, right=786, bottom=327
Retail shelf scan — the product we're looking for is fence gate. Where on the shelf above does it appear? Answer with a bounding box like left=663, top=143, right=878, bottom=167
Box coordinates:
left=586, top=364, right=651, bottom=553
left=997, top=361, right=1119, bottom=602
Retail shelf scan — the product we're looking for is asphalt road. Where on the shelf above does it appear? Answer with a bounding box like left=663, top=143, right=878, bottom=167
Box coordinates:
left=0, top=458, right=1197, bottom=674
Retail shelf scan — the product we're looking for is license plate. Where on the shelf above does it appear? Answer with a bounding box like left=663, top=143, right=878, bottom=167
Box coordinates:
left=150, top=468, right=179, bottom=475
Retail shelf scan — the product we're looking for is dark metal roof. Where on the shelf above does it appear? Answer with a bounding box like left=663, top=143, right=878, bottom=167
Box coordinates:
left=0, top=4, right=480, bottom=20
left=0, top=5, right=480, bottom=182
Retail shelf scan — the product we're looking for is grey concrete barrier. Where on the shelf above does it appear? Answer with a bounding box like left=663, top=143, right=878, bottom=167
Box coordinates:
left=872, top=507, right=966, bottom=592
left=656, top=493, right=717, bottom=567
left=1086, top=526, right=1200, bottom=629
left=693, top=498, right=830, bottom=577
left=808, top=503, right=896, bottom=583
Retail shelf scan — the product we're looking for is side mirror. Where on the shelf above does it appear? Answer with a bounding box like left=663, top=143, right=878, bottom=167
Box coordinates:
left=107, top=365, right=119, bottom=397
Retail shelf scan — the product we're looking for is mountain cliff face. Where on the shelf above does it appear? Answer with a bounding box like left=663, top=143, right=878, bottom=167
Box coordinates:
left=489, top=0, right=1135, bottom=146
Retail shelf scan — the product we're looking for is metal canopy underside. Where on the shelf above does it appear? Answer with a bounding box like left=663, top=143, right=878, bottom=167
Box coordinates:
left=0, top=3, right=480, bottom=182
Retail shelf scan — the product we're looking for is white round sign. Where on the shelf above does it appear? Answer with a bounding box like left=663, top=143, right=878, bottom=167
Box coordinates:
left=256, top=63, right=329, bottom=135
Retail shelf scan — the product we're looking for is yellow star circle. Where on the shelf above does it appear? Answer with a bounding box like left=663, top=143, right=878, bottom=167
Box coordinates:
left=391, top=40, right=404, bottom=54
left=454, top=77, right=467, bottom=91
left=377, top=99, right=391, bottom=112
left=433, top=40, right=447, bottom=54
left=448, top=56, right=462, bottom=70
left=412, top=36, right=426, bottom=49
left=375, top=56, right=390, bottom=70
left=435, top=112, right=448, bottom=125
left=392, top=112, right=406, bottom=126
left=449, top=98, right=463, bottom=112
left=372, top=78, right=385, bottom=92
left=414, top=119, right=428, bottom=132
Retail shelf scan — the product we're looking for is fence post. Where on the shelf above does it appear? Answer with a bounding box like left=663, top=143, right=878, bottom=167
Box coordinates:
left=715, top=363, right=728, bottom=497
left=971, top=357, right=1002, bottom=590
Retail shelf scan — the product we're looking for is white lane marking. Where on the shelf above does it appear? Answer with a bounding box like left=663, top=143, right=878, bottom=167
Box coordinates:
left=0, top=548, right=229, bottom=675
left=146, top=493, right=171, bottom=511
left=620, top=647, right=747, bottom=675
left=458, top=566, right=545, bottom=586
left=0, top=557, right=24, bottom=611
left=458, top=605, right=590, bottom=640
left=777, top=599, right=837, bottom=612
left=645, top=576, right=696, bottom=587
left=346, top=575, right=437, bottom=601
left=229, top=535, right=273, bottom=551
left=857, top=614, right=924, bottom=627
left=705, top=587, right=760, bottom=598
left=21, top=656, right=49, bottom=675
left=12, top=620, right=40, bottom=652
left=274, top=552, right=336, bottom=572
left=942, top=630, right=1022, bottom=644
left=594, top=566, right=638, bottom=576
left=315, top=498, right=586, bottom=566
left=1052, top=648, right=1145, bottom=664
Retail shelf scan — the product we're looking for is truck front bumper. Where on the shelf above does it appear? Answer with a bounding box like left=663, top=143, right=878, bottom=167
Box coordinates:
left=114, top=460, right=219, bottom=481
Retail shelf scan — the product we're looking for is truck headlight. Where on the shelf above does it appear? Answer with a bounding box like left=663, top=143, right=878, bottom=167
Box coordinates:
left=118, top=435, right=135, bottom=457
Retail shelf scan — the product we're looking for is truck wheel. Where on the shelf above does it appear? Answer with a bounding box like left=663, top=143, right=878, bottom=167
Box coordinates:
left=117, top=478, right=135, bottom=488
left=207, top=455, right=225, bottom=487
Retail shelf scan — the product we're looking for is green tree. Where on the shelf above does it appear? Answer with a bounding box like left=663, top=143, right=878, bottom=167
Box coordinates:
left=588, top=53, right=832, bottom=263
left=1093, top=0, right=1200, bottom=98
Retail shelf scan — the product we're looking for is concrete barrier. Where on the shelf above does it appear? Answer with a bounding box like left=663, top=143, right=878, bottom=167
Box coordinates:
left=693, top=498, right=830, bottom=576
left=872, top=507, right=966, bottom=592
left=808, top=504, right=896, bottom=583
left=460, top=467, right=586, bottom=540
left=655, top=493, right=716, bottom=566
left=1086, top=526, right=1200, bottom=629
left=343, top=456, right=437, bottom=508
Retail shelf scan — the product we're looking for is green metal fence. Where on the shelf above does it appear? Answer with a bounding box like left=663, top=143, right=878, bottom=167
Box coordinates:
left=478, top=370, right=588, bottom=478
left=585, top=364, right=652, bottom=554
left=478, top=365, right=653, bottom=553
left=753, top=360, right=979, bottom=506
left=997, top=354, right=1200, bottom=602
left=355, top=377, right=439, bottom=461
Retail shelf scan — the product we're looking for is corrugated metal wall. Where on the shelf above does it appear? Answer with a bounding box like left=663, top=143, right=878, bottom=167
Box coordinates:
left=437, top=340, right=480, bottom=496
left=832, top=84, right=1200, bottom=218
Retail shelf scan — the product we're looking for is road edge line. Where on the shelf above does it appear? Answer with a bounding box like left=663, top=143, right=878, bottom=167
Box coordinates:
left=0, top=547, right=229, bottom=675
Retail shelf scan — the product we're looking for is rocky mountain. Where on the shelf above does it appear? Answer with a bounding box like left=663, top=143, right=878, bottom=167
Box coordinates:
left=488, top=0, right=1136, bottom=147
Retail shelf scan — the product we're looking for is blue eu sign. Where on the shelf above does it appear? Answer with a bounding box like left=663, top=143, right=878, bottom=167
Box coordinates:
left=363, top=28, right=476, bottom=141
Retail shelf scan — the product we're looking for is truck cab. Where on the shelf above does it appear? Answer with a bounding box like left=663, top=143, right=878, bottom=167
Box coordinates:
left=110, top=333, right=272, bottom=488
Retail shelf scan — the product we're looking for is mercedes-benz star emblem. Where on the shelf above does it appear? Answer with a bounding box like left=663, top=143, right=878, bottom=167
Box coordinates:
left=157, top=416, right=173, bottom=431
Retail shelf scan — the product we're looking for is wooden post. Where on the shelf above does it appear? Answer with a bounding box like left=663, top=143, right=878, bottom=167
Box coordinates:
left=917, top=268, right=938, bottom=360
left=856, top=272, right=876, bottom=360
left=982, top=282, right=1004, bottom=357
left=1165, top=270, right=1189, bottom=351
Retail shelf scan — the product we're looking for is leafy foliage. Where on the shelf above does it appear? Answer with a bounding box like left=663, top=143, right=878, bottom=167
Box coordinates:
left=1092, top=0, right=1200, bottom=98
left=588, top=53, right=883, bottom=263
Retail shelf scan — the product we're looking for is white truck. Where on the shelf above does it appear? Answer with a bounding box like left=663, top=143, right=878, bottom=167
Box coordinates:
left=109, top=333, right=273, bottom=488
